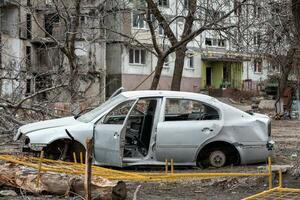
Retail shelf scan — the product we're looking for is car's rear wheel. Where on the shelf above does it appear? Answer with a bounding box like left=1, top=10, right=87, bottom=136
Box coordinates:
left=197, top=142, right=240, bottom=168
left=208, top=150, right=226, bottom=168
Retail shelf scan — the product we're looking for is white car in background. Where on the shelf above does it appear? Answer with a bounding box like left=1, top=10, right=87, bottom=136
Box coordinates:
left=14, top=90, right=274, bottom=168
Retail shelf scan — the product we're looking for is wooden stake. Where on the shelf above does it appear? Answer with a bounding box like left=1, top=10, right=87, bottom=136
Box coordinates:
left=268, top=157, right=272, bottom=189
left=85, top=138, right=94, bottom=200
left=80, top=152, right=83, bottom=164
left=171, top=159, right=174, bottom=174
left=36, top=151, right=44, bottom=188
left=165, top=159, right=168, bottom=175
left=73, top=152, right=77, bottom=163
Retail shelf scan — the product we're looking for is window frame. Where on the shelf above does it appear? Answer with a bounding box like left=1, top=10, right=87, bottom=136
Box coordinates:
left=254, top=59, right=262, bottom=73
left=129, top=48, right=147, bottom=65
left=132, top=11, right=146, bottom=29
left=101, top=99, right=137, bottom=125
left=158, top=0, right=169, bottom=7
left=163, top=98, right=221, bottom=122
left=205, top=37, right=226, bottom=48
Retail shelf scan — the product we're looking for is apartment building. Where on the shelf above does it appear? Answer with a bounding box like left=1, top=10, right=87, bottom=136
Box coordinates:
left=1, top=0, right=272, bottom=102
left=105, top=0, right=271, bottom=96
left=0, top=0, right=106, bottom=105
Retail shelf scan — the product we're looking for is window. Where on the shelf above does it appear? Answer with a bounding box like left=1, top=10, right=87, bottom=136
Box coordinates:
left=158, top=25, right=164, bottom=36
left=26, top=14, right=32, bottom=39
left=205, top=38, right=225, bottom=48
left=184, top=0, right=189, bottom=8
left=25, top=79, right=32, bottom=95
left=158, top=0, right=169, bottom=7
left=132, top=12, right=145, bottom=29
left=205, top=38, right=212, bottom=46
left=187, top=54, right=194, bottom=68
left=253, top=32, right=261, bottom=45
left=254, top=59, right=262, bottom=73
left=129, top=49, right=146, bottom=64
left=254, top=4, right=262, bottom=18
left=218, top=39, right=225, bottom=47
left=45, top=14, right=59, bottom=36
left=103, top=100, right=135, bottom=124
left=164, top=99, right=219, bottom=121
left=26, top=46, right=31, bottom=68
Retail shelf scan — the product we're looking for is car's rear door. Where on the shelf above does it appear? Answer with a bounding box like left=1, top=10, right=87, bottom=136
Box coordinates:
left=94, top=99, right=136, bottom=167
left=155, top=98, right=223, bottom=163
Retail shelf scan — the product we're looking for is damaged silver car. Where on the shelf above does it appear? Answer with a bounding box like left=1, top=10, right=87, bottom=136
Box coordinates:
left=14, top=90, right=274, bottom=168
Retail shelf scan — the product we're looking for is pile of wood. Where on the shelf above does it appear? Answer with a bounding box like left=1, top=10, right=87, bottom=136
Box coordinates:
left=0, top=163, right=126, bottom=199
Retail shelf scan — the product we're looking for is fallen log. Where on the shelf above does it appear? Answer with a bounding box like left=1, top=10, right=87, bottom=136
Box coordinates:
left=0, top=163, right=126, bottom=200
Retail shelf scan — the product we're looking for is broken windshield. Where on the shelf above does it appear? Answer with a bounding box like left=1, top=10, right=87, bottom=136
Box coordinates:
left=76, top=94, right=126, bottom=123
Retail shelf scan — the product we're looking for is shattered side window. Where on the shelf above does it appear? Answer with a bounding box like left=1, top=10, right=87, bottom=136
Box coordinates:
left=164, top=99, right=219, bottom=121
left=76, top=94, right=126, bottom=123
left=102, top=100, right=135, bottom=124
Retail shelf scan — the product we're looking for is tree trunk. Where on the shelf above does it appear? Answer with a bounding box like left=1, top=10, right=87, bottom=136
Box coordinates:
left=171, top=48, right=187, bottom=91
left=292, top=0, right=300, bottom=41
left=0, top=163, right=127, bottom=199
left=150, top=58, right=165, bottom=90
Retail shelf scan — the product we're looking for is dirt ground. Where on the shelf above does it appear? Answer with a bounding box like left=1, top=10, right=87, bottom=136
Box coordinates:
left=0, top=120, right=300, bottom=200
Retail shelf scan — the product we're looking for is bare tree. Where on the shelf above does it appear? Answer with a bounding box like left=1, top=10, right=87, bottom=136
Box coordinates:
left=144, top=0, right=248, bottom=90
left=0, top=0, right=107, bottom=133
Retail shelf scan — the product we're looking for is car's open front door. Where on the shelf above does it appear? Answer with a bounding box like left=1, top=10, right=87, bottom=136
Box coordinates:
left=93, top=100, right=136, bottom=167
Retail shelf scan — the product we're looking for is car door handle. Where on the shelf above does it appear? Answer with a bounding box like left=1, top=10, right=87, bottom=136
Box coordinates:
left=201, top=128, right=213, bottom=132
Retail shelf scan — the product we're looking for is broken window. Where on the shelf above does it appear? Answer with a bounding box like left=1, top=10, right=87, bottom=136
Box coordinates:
left=26, top=14, right=32, bottom=39
left=164, top=99, right=219, bottom=121
left=45, top=14, right=59, bottom=36
left=103, top=100, right=135, bottom=124
left=25, top=46, right=31, bottom=69
left=25, top=79, right=32, bottom=95
left=35, top=74, right=52, bottom=101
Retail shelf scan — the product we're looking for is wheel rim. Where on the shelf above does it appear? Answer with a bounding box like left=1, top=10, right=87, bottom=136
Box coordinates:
left=209, top=150, right=226, bottom=167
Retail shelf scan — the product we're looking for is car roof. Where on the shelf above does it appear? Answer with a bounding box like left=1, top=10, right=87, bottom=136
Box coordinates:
left=121, top=90, right=216, bottom=101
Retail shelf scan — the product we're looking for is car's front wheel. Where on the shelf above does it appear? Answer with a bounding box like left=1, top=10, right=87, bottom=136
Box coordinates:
left=44, top=139, right=86, bottom=163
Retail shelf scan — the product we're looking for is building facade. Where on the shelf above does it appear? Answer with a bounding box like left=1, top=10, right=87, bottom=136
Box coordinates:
left=0, top=0, right=106, bottom=106
left=105, top=0, right=270, bottom=97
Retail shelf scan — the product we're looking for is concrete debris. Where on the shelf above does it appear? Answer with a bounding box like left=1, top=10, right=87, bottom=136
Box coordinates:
left=0, top=190, right=18, bottom=197
left=258, top=100, right=276, bottom=110
left=257, top=165, right=292, bottom=173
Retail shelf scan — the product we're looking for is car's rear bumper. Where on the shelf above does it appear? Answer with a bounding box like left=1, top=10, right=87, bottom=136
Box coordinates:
left=238, top=140, right=274, bottom=164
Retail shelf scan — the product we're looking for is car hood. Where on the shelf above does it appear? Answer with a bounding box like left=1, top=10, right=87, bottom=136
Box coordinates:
left=16, top=116, right=79, bottom=138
